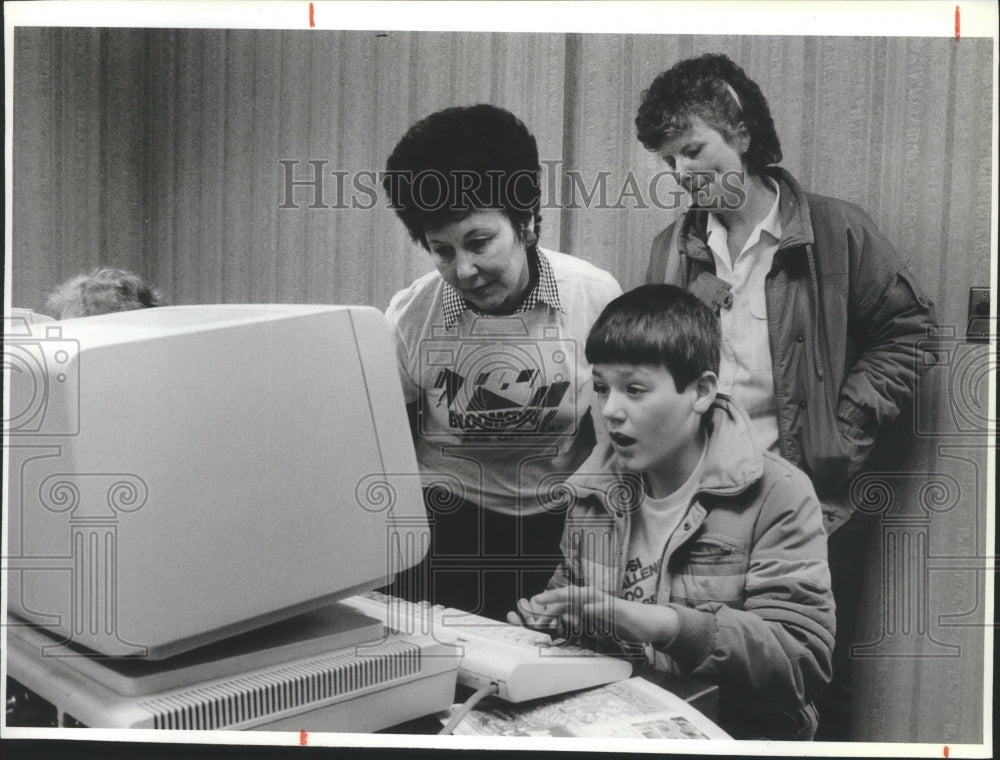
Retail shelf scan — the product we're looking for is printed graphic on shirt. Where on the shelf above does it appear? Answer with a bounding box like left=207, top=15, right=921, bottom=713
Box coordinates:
left=418, top=324, right=579, bottom=440
left=622, top=554, right=661, bottom=604
left=433, top=366, right=568, bottom=433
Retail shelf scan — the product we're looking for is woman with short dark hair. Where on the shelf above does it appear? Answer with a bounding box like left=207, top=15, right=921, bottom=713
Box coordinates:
left=382, top=104, right=622, bottom=621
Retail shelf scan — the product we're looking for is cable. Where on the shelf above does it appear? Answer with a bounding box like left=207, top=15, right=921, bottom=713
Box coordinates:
left=437, top=682, right=498, bottom=735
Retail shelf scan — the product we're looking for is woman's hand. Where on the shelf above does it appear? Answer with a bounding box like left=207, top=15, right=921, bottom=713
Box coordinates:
left=509, top=585, right=680, bottom=647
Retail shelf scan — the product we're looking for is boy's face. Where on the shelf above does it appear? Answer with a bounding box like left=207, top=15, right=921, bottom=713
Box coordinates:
left=592, top=363, right=716, bottom=494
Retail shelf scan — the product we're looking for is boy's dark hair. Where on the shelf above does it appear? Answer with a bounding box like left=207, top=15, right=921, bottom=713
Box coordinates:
left=383, top=104, right=541, bottom=249
left=585, top=284, right=720, bottom=392
left=635, top=53, right=782, bottom=174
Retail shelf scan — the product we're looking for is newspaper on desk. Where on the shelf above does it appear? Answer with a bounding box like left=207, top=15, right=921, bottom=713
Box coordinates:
left=438, top=677, right=730, bottom=739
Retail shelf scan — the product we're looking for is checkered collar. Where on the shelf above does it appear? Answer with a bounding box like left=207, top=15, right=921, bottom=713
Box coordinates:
left=440, top=247, right=564, bottom=328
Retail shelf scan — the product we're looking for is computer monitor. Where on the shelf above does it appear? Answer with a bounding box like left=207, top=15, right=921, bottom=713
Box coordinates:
left=8, top=307, right=54, bottom=325
left=4, top=304, right=428, bottom=660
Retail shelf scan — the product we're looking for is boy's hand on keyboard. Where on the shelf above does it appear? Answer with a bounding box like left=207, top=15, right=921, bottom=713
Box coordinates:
left=507, top=596, right=565, bottom=637
left=346, top=591, right=634, bottom=702
left=526, top=585, right=681, bottom=648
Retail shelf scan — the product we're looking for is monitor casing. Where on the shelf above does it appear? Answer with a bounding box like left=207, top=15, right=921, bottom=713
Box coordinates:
left=5, top=304, right=428, bottom=660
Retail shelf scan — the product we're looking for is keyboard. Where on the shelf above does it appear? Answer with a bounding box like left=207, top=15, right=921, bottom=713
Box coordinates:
left=341, top=590, right=633, bottom=703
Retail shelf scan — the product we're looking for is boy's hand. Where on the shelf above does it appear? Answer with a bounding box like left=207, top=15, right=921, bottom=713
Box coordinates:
left=506, top=595, right=564, bottom=636
left=524, top=585, right=681, bottom=647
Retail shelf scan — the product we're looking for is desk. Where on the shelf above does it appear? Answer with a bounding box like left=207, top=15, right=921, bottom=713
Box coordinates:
left=380, top=669, right=719, bottom=734
left=637, top=667, right=719, bottom=719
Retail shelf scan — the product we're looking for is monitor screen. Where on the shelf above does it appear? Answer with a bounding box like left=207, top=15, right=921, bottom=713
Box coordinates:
left=4, top=304, right=427, bottom=659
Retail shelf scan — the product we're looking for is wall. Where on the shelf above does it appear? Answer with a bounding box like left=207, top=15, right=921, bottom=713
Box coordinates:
left=9, top=27, right=994, bottom=744
left=13, top=30, right=993, bottom=322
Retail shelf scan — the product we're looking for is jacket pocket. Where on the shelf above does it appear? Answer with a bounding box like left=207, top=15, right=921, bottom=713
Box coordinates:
left=800, top=385, right=855, bottom=487
left=673, top=535, right=747, bottom=606
left=685, top=536, right=746, bottom=564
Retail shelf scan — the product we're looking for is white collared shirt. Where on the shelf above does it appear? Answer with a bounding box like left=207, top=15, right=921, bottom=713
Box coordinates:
left=440, top=246, right=564, bottom=329
left=705, top=179, right=781, bottom=453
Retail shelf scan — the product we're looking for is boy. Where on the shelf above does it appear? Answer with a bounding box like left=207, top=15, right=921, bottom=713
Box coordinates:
left=509, top=284, right=835, bottom=740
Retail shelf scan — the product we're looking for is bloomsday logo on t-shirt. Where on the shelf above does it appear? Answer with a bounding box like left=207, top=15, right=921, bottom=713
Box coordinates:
left=418, top=323, right=580, bottom=440
left=434, top=366, right=569, bottom=433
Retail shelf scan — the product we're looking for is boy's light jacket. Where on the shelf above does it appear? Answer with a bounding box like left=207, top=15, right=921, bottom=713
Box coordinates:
left=550, top=395, right=836, bottom=739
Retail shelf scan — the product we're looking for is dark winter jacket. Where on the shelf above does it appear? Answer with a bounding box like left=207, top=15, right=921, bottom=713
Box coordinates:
left=647, top=167, right=937, bottom=531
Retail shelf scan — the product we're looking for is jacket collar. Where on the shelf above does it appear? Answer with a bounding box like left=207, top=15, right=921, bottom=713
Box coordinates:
left=767, top=166, right=814, bottom=250
left=566, top=394, right=764, bottom=516
left=678, top=166, right=814, bottom=262
left=673, top=167, right=828, bottom=384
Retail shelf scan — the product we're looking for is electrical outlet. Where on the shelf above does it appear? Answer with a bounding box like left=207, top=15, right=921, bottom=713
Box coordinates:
left=967, top=287, right=991, bottom=342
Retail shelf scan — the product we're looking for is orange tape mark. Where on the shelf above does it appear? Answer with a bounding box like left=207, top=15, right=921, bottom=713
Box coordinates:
left=944, top=746, right=950, bottom=758
left=955, top=6, right=960, bottom=40
left=309, top=2, right=315, bottom=28
left=300, top=730, right=309, bottom=745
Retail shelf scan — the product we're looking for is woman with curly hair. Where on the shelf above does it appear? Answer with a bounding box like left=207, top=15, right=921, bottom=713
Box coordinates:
left=45, top=267, right=163, bottom=319
left=636, top=53, right=937, bottom=740
left=382, top=104, right=622, bottom=621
